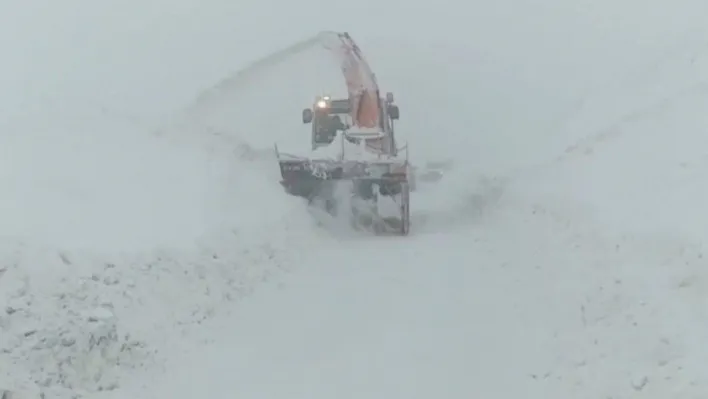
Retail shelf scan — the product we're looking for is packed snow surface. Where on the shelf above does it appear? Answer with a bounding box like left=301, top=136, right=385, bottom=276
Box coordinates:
left=3, top=0, right=708, bottom=398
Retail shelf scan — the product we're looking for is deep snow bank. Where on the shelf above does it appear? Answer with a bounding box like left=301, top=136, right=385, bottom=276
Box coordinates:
left=0, top=2, right=344, bottom=397
left=0, top=100, right=319, bottom=397
left=0, top=107, right=210, bottom=252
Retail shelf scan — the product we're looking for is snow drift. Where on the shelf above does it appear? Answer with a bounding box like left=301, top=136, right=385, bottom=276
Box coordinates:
left=0, top=97, right=322, bottom=397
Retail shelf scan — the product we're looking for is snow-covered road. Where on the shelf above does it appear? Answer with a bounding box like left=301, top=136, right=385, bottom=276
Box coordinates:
left=106, top=163, right=708, bottom=399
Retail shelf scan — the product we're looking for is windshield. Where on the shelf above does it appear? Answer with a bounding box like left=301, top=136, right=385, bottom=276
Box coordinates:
left=315, top=112, right=352, bottom=131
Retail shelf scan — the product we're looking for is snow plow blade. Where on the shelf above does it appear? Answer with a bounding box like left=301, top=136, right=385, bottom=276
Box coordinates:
left=275, top=146, right=410, bottom=235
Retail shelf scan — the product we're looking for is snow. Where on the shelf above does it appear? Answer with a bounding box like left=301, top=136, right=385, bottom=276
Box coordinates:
left=0, top=119, right=208, bottom=252
left=304, top=131, right=405, bottom=163
left=0, top=104, right=319, bottom=397
left=3, top=0, right=708, bottom=398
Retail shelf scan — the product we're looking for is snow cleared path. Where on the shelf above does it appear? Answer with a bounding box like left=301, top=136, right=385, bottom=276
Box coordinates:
left=102, top=161, right=708, bottom=399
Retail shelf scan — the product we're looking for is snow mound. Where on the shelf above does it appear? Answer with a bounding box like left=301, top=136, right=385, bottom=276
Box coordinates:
left=0, top=231, right=314, bottom=398
left=0, top=105, right=320, bottom=398
left=0, top=108, right=213, bottom=252
left=0, top=242, right=149, bottom=397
